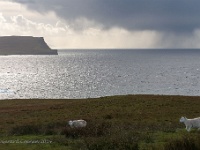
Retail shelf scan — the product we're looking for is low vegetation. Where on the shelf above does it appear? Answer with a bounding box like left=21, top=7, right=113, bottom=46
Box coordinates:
left=0, top=95, right=200, bottom=149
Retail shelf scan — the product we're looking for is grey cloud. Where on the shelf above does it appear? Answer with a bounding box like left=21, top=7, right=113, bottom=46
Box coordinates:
left=11, top=0, right=200, bottom=32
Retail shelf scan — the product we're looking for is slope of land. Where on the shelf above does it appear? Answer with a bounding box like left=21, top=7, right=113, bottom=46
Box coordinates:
left=0, top=36, right=57, bottom=55
left=0, top=95, right=200, bottom=149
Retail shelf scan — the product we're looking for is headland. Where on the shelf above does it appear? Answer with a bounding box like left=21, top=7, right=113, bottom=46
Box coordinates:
left=0, top=36, right=57, bottom=55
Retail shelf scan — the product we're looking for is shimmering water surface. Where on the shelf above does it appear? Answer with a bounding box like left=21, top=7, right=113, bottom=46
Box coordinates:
left=0, top=49, right=200, bottom=99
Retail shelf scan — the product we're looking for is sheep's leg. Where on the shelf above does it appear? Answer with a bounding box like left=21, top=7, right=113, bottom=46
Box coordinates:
left=185, top=126, right=188, bottom=130
left=186, top=126, right=191, bottom=132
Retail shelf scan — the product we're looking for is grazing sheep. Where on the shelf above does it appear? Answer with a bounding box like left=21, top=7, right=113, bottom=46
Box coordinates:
left=68, top=119, right=87, bottom=128
left=180, top=116, right=200, bottom=132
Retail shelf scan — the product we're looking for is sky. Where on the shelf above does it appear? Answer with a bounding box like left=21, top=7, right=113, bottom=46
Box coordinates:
left=0, top=0, right=200, bottom=49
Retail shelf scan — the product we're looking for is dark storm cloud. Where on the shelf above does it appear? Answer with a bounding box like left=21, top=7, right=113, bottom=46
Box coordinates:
left=11, top=0, right=200, bottom=32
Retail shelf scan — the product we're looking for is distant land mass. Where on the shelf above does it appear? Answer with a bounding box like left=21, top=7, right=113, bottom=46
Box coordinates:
left=0, top=36, right=57, bottom=55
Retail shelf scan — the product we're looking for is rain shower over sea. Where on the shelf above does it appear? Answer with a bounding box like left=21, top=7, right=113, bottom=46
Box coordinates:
left=0, top=49, right=200, bottom=99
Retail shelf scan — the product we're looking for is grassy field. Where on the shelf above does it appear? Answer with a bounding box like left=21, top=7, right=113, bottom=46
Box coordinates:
left=0, top=95, right=200, bottom=149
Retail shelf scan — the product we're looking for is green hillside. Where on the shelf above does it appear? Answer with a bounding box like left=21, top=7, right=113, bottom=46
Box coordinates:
left=0, top=95, right=200, bottom=149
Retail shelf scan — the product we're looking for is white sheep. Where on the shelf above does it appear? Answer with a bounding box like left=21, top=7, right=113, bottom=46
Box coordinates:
left=68, top=119, right=87, bottom=128
left=180, top=116, right=200, bottom=132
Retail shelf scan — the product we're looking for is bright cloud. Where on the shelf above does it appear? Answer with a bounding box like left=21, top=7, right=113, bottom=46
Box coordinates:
left=1, top=1, right=200, bottom=49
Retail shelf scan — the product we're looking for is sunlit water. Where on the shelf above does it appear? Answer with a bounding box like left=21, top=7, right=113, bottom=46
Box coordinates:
left=0, top=49, right=200, bottom=99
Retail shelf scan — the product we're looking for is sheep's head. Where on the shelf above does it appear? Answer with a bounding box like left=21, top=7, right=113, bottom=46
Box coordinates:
left=180, top=116, right=186, bottom=122
left=68, top=120, right=73, bottom=127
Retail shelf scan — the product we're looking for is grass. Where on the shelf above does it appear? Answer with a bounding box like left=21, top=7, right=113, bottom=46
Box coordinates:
left=0, top=95, right=200, bottom=149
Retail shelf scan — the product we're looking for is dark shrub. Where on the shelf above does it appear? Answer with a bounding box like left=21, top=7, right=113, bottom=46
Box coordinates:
left=63, top=121, right=112, bottom=138
left=10, top=124, right=41, bottom=135
left=10, top=121, right=65, bottom=136
left=164, top=136, right=198, bottom=150
left=84, top=137, right=139, bottom=150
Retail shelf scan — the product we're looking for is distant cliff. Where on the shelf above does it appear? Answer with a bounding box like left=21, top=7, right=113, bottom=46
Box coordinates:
left=0, top=36, right=57, bottom=55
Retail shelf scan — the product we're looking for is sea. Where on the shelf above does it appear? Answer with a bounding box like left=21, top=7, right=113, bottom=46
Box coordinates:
left=0, top=49, right=200, bottom=99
